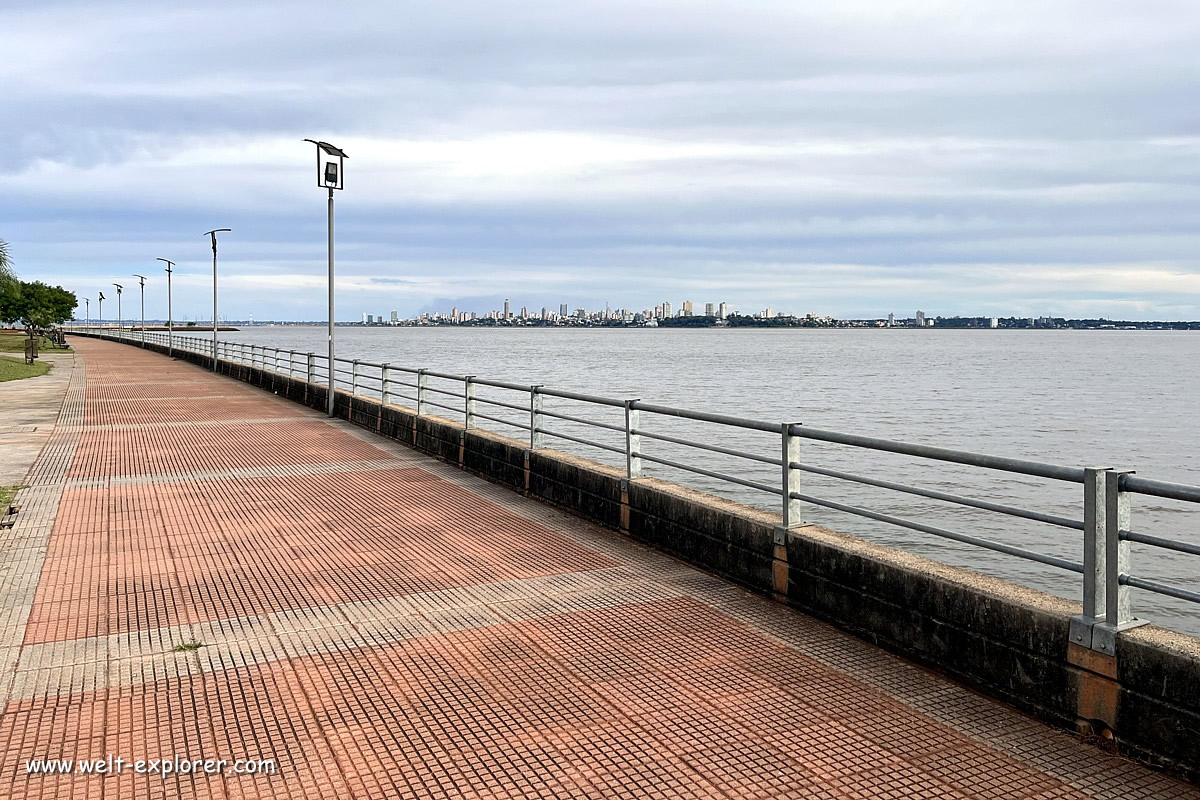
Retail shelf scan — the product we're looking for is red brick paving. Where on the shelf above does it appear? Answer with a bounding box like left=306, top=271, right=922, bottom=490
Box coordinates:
left=2, top=337, right=1194, bottom=799
left=27, top=470, right=616, bottom=643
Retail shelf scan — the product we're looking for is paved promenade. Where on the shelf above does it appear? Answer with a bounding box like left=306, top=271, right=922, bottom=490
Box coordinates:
left=1, top=337, right=1194, bottom=799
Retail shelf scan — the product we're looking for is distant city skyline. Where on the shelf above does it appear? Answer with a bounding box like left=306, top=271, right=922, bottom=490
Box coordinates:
left=77, top=294, right=1200, bottom=329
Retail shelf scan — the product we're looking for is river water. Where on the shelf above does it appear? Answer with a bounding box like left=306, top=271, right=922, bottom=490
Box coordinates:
left=222, top=326, right=1199, bottom=637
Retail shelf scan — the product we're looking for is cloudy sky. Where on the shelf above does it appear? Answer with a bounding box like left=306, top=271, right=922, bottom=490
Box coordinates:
left=3, top=0, right=1199, bottom=321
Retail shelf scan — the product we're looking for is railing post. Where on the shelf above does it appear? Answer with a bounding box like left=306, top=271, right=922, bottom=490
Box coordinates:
left=530, top=385, right=544, bottom=449
left=382, top=363, right=392, bottom=406
left=625, top=400, right=642, bottom=479
left=781, top=423, right=802, bottom=529
left=417, top=369, right=428, bottom=415
left=306, top=352, right=314, bottom=384
left=464, top=376, right=477, bottom=429
left=1094, top=469, right=1148, bottom=654
left=351, top=360, right=360, bottom=396
left=1071, top=466, right=1110, bottom=649
left=272, top=348, right=279, bottom=373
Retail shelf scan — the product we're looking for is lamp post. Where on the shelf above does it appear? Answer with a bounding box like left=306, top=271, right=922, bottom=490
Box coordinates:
left=157, top=258, right=175, bottom=357
left=113, top=284, right=123, bottom=339
left=85, top=298, right=90, bottom=332
left=132, top=274, right=147, bottom=346
left=98, top=292, right=105, bottom=334
left=304, top=139, right=347, bottom=418
left=203, top=229, right=231, bottom=372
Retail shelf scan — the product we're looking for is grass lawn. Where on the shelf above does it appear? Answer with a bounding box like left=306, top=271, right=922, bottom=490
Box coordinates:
left=0, top=484, right=26, bottom=508
left=0, top=355, right=51, bottom=382
left=0, top=332, right=71, bottom=354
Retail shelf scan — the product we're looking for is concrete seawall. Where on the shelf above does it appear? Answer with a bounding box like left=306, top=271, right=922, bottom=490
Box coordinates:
left=81, top=335, right=1200, bottom=784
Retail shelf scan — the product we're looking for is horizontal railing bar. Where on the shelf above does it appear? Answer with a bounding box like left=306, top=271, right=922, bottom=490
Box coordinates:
left=631, top=401, right=780, bottom=433
left=538, top=408, right=626, bottom=434
left=473, top=396, right=529, bottom=413
left=788, top=425, right=1085, bottom=483
left=418, top=398, right=464, bottom=416
left=634, top=428, right=781, bottom=466
left=334, top=358, right=385, bottom=370
left=423, top=385, right=466, bottom=400
left=1120, top=475, right=1200, bottom=503
left=790, top=461, right=1084, bottom=530
left=536, top=427, right=627, bottom=456
left=539, top=387, right=625, bottom=408
left=636, top=452, right=782, bottom=496
left=386, top=392, right=418, bottom=405
left=422, top=369, right=468, bottom=381
left=1121, top=530, right=1200, bottom=557
left=472, top=377, right=531, bottom=392
left=788, top=490, right=1084, bottom=573
left=1120, top=574, right=1200, bottom=605
left=473, top=411, right=531, bottom=431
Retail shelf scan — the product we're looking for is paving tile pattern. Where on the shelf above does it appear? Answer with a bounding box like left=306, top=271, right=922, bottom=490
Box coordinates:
left=1, top=337, right=1195, bottom=799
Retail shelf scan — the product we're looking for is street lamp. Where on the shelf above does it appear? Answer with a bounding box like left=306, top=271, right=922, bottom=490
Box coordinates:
left=157, top=258, right=175, bottom=357
left=84, top=298, right=90, bottom=332
left=113, top=283, right=123, bottom=339
left=132, top=274, right=147, bottom=347
left=304, top=139, right=347, bottom=418
left=98, top=291, right=105, bottom=334
left=203, top=229, right=231, bottom=372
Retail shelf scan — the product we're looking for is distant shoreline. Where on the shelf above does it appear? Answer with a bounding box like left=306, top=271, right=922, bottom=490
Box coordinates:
left=142, top=321, right=1200, bottom=331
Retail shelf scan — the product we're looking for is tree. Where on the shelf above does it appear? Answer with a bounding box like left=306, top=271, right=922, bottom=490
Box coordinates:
left=16, top=281, right=77, bottom=329
left=0, top=281, right=77, bottom=330
left=0, top=280, right=21, bottom=326
left=0, top=239, right=14, bottom=288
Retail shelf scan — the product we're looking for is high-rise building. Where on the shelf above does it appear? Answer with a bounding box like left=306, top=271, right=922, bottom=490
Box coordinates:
left=705, top=303, right=714, bottom=316
left=682, top=300, right=693, bottom=317
left=887, top=313, right=895, bottom=327
left=915, top=310, right=926, bottom=328
left=663, top=302, right=672, bottom=318
left=504, top=298, right=510, bottom=319
left=718, top=302, right=728, bottom=320
left=390, top=310, right=398, bottom=323
left=520, top=306, right=528, bottom=319
left=362, top=312, right=368, bottom=324
left=560, top=303, right=568, bottom=317
left=989, top=317, right=998, bottom=329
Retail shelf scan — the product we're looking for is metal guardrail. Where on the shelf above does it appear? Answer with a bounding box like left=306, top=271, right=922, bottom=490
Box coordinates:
left=69, top=326, right=1200, bottom=651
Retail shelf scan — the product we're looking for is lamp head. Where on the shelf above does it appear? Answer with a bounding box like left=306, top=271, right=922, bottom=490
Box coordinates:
left=305, top=139, right=347, bottom=190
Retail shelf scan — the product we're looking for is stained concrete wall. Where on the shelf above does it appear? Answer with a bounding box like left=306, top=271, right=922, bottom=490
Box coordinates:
left=76, top=334, right=1200, bottom=784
